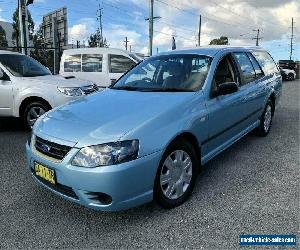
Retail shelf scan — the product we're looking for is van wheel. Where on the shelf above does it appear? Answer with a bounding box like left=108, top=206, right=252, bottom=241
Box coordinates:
left=255, top=100, right=273, bottom=137
left=23, top=102, right=50, bottom=130
left=154, top=139, right=198, bottom=209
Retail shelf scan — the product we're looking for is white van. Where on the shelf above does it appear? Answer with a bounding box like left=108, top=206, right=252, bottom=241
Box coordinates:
left=60, top=48, right=142, bottom=87
left=0, top=50, right=98, bottom=129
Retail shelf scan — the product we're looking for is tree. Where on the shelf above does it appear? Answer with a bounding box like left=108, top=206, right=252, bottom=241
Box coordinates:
left=88, top=33, right=98, bottom=47
left=0, top=25, right=8, bottom=48
left=30, top=24, right=55, bottom=72
left=31, top=25, right=47, bottom=65
left=209, top=36, right=229, bottom=45
left=88, top=29, right=109, bottom=48
left=12, top=7, right=35, bottom=50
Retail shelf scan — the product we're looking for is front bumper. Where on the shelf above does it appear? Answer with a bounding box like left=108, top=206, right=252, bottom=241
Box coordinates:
left=26, top=142, right=162, bottom=211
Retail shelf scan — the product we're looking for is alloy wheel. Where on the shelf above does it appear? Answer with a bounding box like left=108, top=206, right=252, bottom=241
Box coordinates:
left=160, top=150, right=193, bottom=200
left=263, top=104, right=272, bottom=133
left=26, top=106, right=46, bottom=128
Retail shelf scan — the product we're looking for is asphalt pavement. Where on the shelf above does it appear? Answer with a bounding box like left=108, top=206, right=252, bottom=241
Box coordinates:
left=0, top=80, right=299, bottom=249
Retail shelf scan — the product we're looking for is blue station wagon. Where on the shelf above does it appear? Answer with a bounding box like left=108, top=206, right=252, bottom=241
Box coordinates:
left=26, top=46, right=282, bottom=211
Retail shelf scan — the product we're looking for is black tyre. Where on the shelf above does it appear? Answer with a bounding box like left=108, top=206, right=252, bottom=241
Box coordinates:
left=255, top=100, right=274, bottom=137
left=287, top=73, right=294, bottom=81
left=22, top=101, right=50, bottom=130
left=154, top=139, right=199, bottom=209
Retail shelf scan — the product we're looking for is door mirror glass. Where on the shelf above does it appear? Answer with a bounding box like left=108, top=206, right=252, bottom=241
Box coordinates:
left=218, top=82, right=238, bottom=95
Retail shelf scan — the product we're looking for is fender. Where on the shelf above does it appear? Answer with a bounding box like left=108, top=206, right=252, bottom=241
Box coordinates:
left=14, top=88, right=54, bottom=117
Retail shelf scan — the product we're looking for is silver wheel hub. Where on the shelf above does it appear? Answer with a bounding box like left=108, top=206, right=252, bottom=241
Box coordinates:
left=160, top=150, right=193, bottom=200
left=264, top=105, right=272, bottom=132
left=27, top=107, right=46, bottom=128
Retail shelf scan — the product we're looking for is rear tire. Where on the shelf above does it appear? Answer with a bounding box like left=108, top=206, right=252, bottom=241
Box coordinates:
left=154, top=139, right=198, bottom=209
left=255, top=100, right=273, bottom=137
left=22, top=101, right=50, bottom=130
left=287, top=73, right=294, bottom=81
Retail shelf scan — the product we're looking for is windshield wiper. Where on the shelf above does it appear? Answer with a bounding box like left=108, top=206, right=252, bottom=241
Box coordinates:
left=142, top=88, right=195, bottom=92
left=110, top=86, right=140, bottom=91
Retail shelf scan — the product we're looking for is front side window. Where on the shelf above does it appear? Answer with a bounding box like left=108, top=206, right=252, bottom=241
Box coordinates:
left=111, top=54, right=212, bottom=92
left=64, top=55, right=81, bottom=72
left=109, top=55, right=136, bottom=73
left=252, top=51, right=279, bottom=75
left=233, top=52, right=256, bottom=85
left=211, top=55, right=238, bottom=95
left=82, top=54, right=102, bottom=72
left=0, top=54, right=51, bottom=77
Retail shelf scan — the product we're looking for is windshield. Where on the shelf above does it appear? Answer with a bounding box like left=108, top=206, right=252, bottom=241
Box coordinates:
left=111, top=54, right=212, bottom=92
left=0, top=54, right=51, bottom=77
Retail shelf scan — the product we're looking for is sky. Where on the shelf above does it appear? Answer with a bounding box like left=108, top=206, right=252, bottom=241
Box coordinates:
left=0, top=0, right=299, bottom=61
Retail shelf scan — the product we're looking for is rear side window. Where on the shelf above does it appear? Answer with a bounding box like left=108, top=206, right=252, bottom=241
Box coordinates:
left=252, top=51, right=279, bottom=75
left=247, top=53, right=264, bottom=79
left=82, top=54, right=102, bottom=72
left=109, top=55, right=136, bottom=73
left=233, top=52, right=256, bottom=85
left=64, top=55, right=81, bottom=72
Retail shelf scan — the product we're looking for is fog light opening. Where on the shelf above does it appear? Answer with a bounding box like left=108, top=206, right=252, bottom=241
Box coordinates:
left=87, top=192, right=112, bottom=205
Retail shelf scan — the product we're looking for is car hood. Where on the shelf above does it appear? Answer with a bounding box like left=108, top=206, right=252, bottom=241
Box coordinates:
left=34, top=88, right=195, bottom=147
left=18, top=74, right=93, bottom=87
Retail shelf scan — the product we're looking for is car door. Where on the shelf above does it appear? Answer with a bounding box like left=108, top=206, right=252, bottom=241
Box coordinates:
left=232, top=52, right=266, bottom=125
left=204, top=54, right=246, bottom=157
left=108, top=54, right=136, bottom=85
left=0, top=67, right=13, bottom=116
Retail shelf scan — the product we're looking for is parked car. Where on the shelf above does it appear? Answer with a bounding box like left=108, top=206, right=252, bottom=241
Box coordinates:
left=0, top=50, right=98, bottom=129
left=278, top=59, right=298, bottom=71
left=60, top=48, right=142, bottom=87
left=27, top=46, right=282, bottom=211
left=280, top=68, right=296, bottom=81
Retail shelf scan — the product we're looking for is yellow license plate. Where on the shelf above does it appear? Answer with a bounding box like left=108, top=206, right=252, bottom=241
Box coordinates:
left=34, top=162, right=56, bottom=185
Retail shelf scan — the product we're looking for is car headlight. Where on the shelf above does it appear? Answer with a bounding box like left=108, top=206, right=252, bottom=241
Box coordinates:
left=57, top=87, right=84, bottom=96
left=72, top=140, right=139, bottom=168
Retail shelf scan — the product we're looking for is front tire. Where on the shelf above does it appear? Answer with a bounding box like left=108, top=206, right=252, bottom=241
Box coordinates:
left=23, top=101, right=50, bottom=130
left=154, top=139, right=198, bottom=209
left=255, top=100, right=273, bottom=137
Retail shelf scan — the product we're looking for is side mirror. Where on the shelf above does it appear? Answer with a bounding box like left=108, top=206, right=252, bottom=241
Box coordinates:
left=218, top=82, right=238, bottom=96
left=0, top=70, right=10, bottom=81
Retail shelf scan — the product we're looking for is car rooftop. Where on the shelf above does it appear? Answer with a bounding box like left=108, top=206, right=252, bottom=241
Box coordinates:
left=157, top=46, right=266, bottom=57
left=63, top=47, right=135, bottom=55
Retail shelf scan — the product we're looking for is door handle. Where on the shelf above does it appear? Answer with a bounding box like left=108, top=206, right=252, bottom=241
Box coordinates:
left=241, top=97, right=248, bottom=103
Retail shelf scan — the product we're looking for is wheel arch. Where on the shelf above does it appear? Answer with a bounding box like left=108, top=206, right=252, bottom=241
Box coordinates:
left=19, top=96, right=52, bottom=117
left=164, top=131, right=201, bottom=167
left=268, top=92, right=276, bottom=115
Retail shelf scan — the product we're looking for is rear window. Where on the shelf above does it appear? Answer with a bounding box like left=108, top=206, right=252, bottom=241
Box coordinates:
left=252, top=51, right=279, bottom=75
left=247, top=52, right=264, bottom=79
left=82, top=54, right=102, bottom=72
left=64, top=55, right=81, bottom=72
left=109, top=55, right=136, bottom=73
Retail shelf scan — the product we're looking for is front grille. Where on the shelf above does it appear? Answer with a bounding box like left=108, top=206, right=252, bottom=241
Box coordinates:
left=35, top=136, right=72, bottom=160
left=81, top=84, right=98, bottom=95
left=31, top=168, right=79, bottom=200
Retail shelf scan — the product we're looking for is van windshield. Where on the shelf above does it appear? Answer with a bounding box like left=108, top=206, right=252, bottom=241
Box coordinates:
left=0, top=54, right=51, bottom=77
left=111, top=54, right=212, bottom=92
